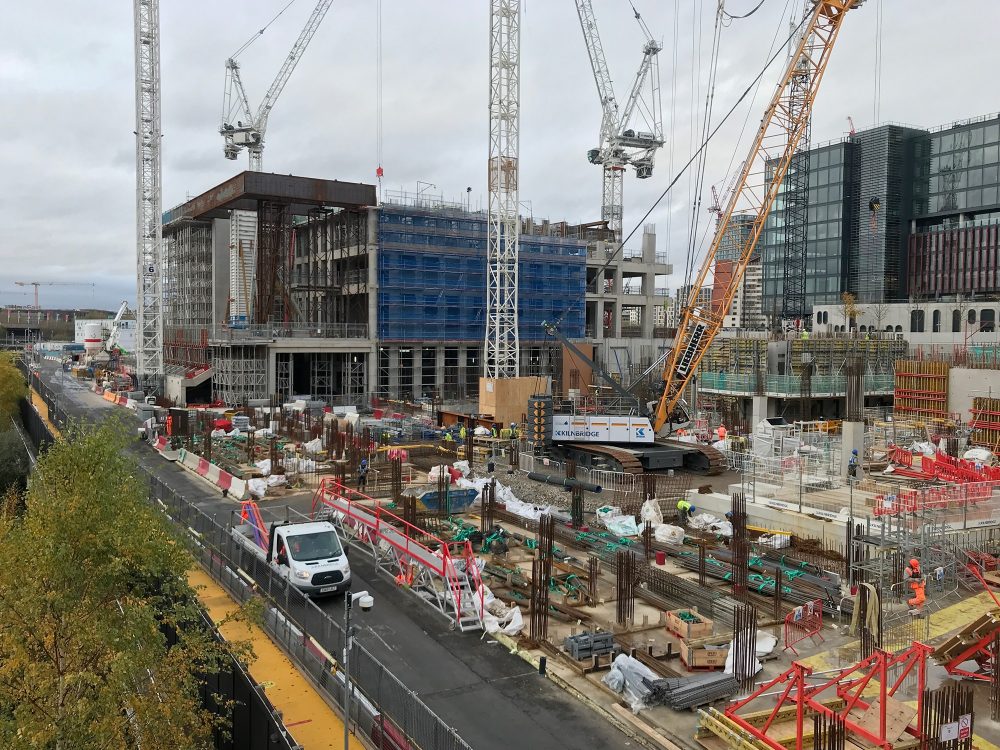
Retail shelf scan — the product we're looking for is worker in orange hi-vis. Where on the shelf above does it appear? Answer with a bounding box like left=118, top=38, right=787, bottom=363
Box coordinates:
left=716, top=423, right=728, bottom=442
left=904, top=557, right=926, bottom=613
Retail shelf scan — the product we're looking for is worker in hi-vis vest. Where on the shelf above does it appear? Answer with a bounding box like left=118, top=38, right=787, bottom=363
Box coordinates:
left=677, top=499, right=694, bottom=524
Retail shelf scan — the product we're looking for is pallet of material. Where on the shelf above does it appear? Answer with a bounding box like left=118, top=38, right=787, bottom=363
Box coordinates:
left=932, top=609, right=1000, bottom=664
left=666, top=608, right=713, bottom=640
left=677, top=633, right=731, bottom=671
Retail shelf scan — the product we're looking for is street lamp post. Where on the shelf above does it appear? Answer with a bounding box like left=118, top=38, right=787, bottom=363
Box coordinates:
left=343, top=589, right=373, bottom=750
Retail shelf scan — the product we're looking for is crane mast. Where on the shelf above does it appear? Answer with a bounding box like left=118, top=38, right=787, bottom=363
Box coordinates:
left=484, top=0, right=522, bottom=379
left=575, top=0, right=663, bottom=242
left=653, top=0, right=861, bottom=433
left=133, top=0, right=164, bottom=390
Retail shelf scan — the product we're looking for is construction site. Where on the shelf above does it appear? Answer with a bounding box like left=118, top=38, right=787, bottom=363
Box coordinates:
left=26, top=0, right=1000, bottom=748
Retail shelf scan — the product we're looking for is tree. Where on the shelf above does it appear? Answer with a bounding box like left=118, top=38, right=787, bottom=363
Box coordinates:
left=841, top=292, right=859, bottom=333
left=0, top=351, right=26, bottom=422
left=0, top=430, right=29, bottom=496
left=870, top=301, right=890, bottom=333
left=0, top=420, right=249, bottom=750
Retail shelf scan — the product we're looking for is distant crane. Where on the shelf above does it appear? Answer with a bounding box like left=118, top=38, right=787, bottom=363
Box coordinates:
left=574, top=0, right=664, bottom=242
left=847, top=115, right=856, bottom=135
left=14, top=281, right=96, bottom=309
left=220, top=0, right=334, bottom=170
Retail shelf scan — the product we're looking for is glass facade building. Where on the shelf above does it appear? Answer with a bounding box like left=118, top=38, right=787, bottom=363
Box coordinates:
left=760, top=113, right=1000, bottom=318
left=761, top=141, right=858, bottom=317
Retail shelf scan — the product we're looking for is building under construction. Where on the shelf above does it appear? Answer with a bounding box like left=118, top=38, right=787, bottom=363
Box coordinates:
left=159, top=171, right=671, bottom=407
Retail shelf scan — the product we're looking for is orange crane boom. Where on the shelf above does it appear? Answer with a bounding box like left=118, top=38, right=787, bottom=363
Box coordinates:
left=653, top=0, right=862, bottom=433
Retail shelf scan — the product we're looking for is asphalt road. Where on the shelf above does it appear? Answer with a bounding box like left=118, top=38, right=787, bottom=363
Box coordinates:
left=33, top=363, right=635, bottom=750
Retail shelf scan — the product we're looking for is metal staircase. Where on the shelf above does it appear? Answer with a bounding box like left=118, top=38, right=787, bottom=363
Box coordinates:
left=312, top=478, right=484, bottom=631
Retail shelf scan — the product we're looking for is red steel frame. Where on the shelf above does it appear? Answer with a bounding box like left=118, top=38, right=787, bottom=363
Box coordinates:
left=724, top=643, right=931, bottom=750
left=310, top=478, right=484, bottom=626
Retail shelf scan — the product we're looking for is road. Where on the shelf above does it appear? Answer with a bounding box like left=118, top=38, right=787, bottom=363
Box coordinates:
left=33, top=362, right=635, bottom=750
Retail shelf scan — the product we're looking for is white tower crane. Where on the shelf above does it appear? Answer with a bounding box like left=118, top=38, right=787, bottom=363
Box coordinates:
left=220, top=0, right=334, bottom=171
left=219, top=0, right=333, bottom=326
left=574, top=1, right=664, bottom=242
left=485, top=0, right=521, bottom=379
left=133, top=0, right=164, bottom=390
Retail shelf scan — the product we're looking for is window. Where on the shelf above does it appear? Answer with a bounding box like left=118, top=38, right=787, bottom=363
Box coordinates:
left=910, top=309, right=925, bottom=333
left=885, top=325, right=893, bottom=332
left=859, top=325, right=867, bottom=333
left=895, top=325, right=903, bottom=333
left=953, top=309, right=962, bottom=332
left=932, top=309, right=941, bottom=332
left=969, top=309, right=978, bottom=324
left=982, top=309, right=996, bottom=332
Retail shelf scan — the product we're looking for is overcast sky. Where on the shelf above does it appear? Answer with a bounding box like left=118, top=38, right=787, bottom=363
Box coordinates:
left=2, top=1, right=998, bottom=310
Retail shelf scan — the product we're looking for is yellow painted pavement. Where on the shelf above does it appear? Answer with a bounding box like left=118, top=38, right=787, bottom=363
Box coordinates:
left=189, top=568, right=364, bottom=750
left=29, top=387, right=62, bottom=439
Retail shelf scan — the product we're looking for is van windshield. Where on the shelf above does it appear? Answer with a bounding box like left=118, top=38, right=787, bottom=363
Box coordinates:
left=285, top=531, right=343, bottom=562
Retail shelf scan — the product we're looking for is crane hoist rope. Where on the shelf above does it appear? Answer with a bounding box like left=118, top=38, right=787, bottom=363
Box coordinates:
left=547, top=6, right=810, bottom=336
left=654, top=0, right=861, bottom=433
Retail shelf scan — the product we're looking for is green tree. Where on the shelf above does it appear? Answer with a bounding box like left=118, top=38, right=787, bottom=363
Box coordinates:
left=0, top=429, right=29, bottom=496
left=0, top=420, right=249, bottom=750
left=0, top=351, right=27, bottom=422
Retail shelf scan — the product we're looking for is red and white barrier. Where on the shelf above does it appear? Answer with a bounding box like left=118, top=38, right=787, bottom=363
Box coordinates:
left=178, top=448, right=248, bottom=500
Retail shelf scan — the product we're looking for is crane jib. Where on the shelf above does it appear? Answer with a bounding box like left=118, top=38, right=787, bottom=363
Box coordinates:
left=675, top=322, right=707, bottom=378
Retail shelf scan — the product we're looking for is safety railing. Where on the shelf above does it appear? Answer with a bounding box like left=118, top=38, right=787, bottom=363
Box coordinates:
left=311, top=478, right=484, bottom=629
left=20, top=372, right=474, bottom=750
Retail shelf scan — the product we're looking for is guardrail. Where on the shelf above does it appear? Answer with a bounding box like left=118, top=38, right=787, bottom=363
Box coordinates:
left=699, top=372, right=895, bottom=396
left=19, top=362, right=474, bottom=750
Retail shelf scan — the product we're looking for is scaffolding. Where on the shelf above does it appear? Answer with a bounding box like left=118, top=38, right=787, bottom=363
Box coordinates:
left=212, top=343, right=267, bottom=405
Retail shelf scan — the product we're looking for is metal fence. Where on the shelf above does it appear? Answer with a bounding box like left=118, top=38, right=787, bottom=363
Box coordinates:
left=146, top=472, right=472, bottom=750
left=19, top=360, right=473, bottom=750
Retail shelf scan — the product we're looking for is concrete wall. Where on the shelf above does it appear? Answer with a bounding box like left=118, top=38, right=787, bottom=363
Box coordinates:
left=812, top=300, right=1000, bottom=352
left=949, top=367, right=1000, bottom=421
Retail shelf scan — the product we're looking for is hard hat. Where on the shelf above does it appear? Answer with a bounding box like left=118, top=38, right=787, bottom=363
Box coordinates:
left=909, top=558, right=919, bottom=568
left=852, top=449, right=858, bottom=455
left=689, top=506, right=696, bottom=514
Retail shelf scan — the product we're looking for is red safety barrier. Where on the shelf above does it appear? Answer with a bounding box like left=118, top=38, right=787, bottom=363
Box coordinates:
left=889, top=446, right=913, bottom=467
left=783, top=598, right=824, bottom=656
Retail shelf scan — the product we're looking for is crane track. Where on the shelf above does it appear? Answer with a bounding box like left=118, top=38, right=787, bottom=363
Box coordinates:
left=566, top=441, right=727, bottom=475
left=567, top=443, right=644, bottom=474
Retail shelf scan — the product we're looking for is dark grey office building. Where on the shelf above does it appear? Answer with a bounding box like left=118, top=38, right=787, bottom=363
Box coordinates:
left=760, top=113, right=1000, bottom=322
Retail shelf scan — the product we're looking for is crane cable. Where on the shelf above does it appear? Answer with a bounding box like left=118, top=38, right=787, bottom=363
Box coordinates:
left=722, top=0, right=767, bottom=22
left=376, top=0, right=384, bottom=200
left=548, top=8, right=810, bottom=333
left=687, top=0, right=795, bottom=298
left=231, top=0, right=298, bottom=60
left=873, top=0, right=883, bottom=126
left=682, top=2, right=725, bottom=292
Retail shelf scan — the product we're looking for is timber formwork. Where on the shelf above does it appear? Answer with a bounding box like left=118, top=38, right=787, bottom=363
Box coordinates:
left=893, top=359, right=951, bottom=421
left=971, top=396, right=1000, bottom=450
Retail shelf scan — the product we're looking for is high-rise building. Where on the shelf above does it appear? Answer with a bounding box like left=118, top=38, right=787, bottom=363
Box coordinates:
left=759, top=113, right=1000, bottom=320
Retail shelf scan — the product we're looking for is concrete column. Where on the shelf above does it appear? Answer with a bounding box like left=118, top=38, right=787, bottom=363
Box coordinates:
left=841, top=421, right=865, bottom=479
left=751, top=395, right=769, bottom=428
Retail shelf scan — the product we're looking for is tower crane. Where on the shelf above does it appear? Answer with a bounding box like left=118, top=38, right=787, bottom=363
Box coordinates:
left=133, top=0, right=164, bottom=390
left=574, top=0, right=664, bottom=242
left=15, top=281, right=96, bottom=309
left=484, top=0, right=522, bottom=379
left=220, top=0, right=334, bottom=171
left=654, top=0, right=862, bottom=433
